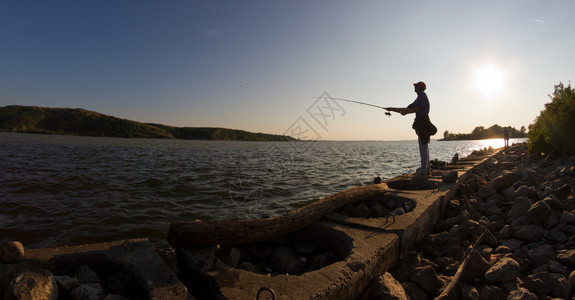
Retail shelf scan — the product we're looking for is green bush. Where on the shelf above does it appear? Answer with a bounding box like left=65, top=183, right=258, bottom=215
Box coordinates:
left=528, top=82, right=575, bottom=156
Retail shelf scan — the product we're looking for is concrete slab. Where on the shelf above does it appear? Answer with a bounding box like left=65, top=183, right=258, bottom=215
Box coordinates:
left=178, top=221, right=399, bottom=300
left=0, top=239, right=190, bottom=300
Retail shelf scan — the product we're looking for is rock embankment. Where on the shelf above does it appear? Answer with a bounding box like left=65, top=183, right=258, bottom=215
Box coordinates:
left=371, top=144, right=575, bottom=299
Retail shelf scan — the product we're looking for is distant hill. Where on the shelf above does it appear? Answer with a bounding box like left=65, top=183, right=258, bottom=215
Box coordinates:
left=0, top=105, right=295, bottom=141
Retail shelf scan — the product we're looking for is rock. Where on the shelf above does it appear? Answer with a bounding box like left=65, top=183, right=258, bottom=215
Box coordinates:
left=557, top=249, right=575, bottom=268
left=526, top=201, right=551, bottom=224
left=569, top=270, right=575, bottom=287
left=542, top=194, right=563, bottom=210
left=401, top=282, right=427, bottom=300
left=478, top=186, right=497, bottom=200
left=54, top=275, right=80, bottom=295
left=487, top=172, right=520, bottom=192
left=220, top=247, right=241, bottom=268
left=508, top=196, right=533, bottom=222
left=484, top=257, right=521, bottom=283
left=310, top=254, right=329, bottom=270
left=270, top=246, right=305, bottom=274
left=74, top=264, right=100, bottom=284
left=512, top=225, right=544, bottom=242
left=421, top=232, right=460, bottom=258
left=69, top=283, right=106, bottom=300
left=525, top=271, right=552, bottom=295
left=547, top=260, right=569, bottom=275
left=560, top=211, right=575, bottom=224
left=351, top=202, right=371, bottom=218
left=551, top=273, right=572, bottom=299
left=177, top=246, right=217, bottom=273
left=555, top=184, right=572, bottom=201
left=370, top=272, right=408, bottom=300
left=442, top=171, right=458, bottom=183
left=6, top=269, right=58, bottom=300
left=460, top=285, right=479, bottom=300
left=238, top=261, right=259, bottom=273
left=497, top=225, right=512, bottom=239
left=410, top=265, right=441, bottom=294
left=0, top=241, right=25, bottom=263
left=547, top=226, right=568, bottom=243
left=294, top=242, right=317, bottom=255
left=506, top=287, right=537, bottom=300
left=528, top=244, right=555, bottom=267
left=478, top=285, right=505, bottom=300
left=460, top=250, right=490, bottom=283
left=393, top=252, right=421, bottom=282
left=103, top=294, right=131, bottom=300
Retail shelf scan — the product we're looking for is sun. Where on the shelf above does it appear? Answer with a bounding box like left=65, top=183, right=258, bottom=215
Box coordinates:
left=474, top=65, right=504, bottom=99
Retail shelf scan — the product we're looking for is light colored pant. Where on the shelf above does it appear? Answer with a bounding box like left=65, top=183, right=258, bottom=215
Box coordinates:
left=418, top=137, right=430, bottom=175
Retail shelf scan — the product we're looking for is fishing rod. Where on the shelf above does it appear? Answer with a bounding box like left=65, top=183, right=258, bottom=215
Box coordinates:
left=315, top=97, right=393, bottom=116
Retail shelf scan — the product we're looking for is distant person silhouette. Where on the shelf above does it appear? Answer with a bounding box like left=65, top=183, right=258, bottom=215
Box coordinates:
left=504, top=127, right=510, bottom=147
left=385, top=81, right=437, bottom=179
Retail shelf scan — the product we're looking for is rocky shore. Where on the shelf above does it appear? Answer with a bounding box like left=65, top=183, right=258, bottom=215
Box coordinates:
left=372, top=143, right=575, bottom=299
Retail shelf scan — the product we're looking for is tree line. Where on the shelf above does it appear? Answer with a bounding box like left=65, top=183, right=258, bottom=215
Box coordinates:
left=441, top=125, right=527, bottom=141
left=0, top=105, right=295, bottom=141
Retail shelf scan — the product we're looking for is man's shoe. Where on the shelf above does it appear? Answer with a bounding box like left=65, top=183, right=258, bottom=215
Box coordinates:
left=413, top=173, right=427, bottom=180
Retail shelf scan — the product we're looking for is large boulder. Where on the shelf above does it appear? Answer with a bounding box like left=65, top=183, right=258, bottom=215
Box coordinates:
left=5, top=269, right=58, bottom=300
left=484, top=257, right=521, bottom=283
left=370, top=272, right=408, bottom=300
left=527, top=201, right=551, bottom=225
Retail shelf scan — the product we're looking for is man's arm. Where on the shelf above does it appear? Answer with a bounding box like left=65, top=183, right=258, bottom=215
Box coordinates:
left=385, top=106, right=420, bottom=115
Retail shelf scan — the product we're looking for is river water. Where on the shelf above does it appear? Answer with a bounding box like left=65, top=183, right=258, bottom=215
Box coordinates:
left=0, top=132, right=526, bottom=249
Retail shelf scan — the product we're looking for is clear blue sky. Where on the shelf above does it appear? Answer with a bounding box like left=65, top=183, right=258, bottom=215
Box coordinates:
left=1, top=1, right=573, bottom=140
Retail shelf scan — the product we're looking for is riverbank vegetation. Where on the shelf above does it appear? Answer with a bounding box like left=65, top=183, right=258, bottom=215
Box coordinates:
left=441, top=125, right=527, bottom=141
left=0, top=105, right=295, bottom=141
left=527, top=82, right=575, bottom=156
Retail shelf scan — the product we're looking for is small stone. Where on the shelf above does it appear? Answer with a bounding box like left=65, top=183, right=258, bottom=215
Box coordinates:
left=370, top=272, right=408, bottom=300
left=551, top=273, right=571, bottom=299
left=421, top=232, right=459, bottom=258
left=484, top=257, right=521, bottom=283
left=0, top=241, right=25, bottom=263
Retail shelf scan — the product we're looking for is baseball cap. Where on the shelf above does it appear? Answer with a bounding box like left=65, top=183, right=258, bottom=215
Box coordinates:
left=413, top=81, right=426, bottom=89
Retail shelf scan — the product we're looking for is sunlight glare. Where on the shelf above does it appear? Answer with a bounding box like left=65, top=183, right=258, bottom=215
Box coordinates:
left=474, top=65, right=504, bottom=99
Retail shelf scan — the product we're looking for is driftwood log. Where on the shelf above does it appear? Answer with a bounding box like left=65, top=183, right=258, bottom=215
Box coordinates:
left=168, top=183, right=389, bottom=247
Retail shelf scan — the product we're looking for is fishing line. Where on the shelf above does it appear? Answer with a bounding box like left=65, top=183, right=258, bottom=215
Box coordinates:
left=314, top=97, right=393, bottom=116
